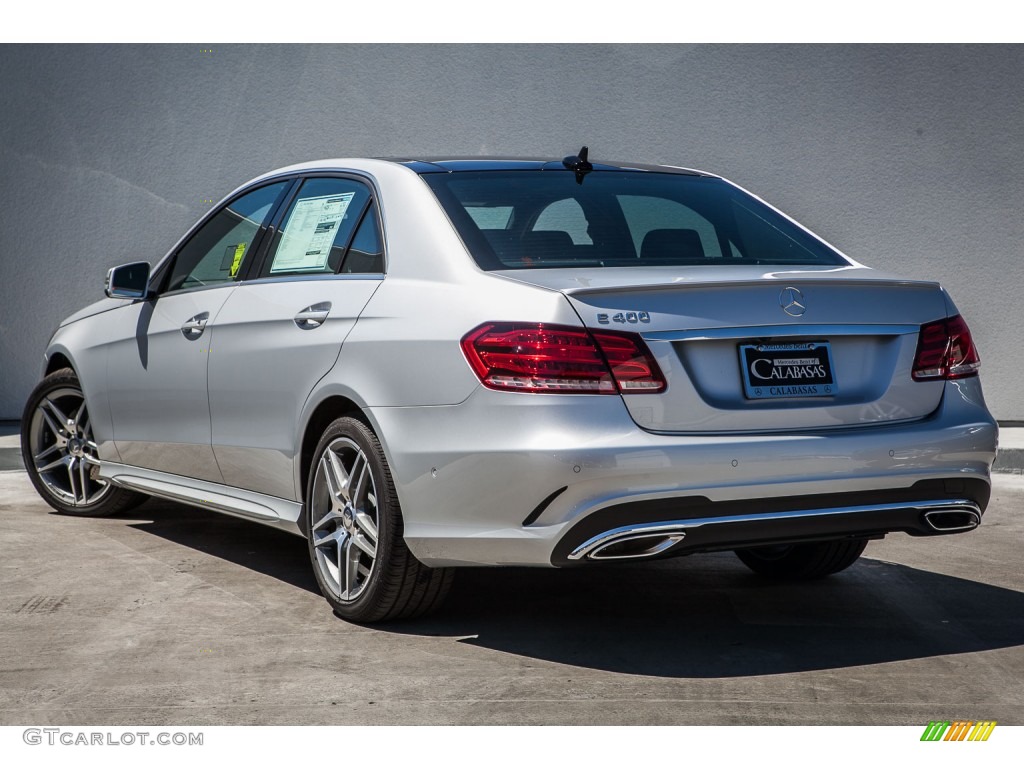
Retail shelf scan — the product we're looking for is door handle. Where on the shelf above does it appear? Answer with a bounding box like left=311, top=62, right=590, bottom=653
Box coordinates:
left=181, top=312, right=210, bottom=340
left=294, top=302, right=332, bottom=330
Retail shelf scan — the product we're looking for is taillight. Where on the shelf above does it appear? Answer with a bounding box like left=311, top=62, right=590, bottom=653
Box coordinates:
left=460, top=322, right=666, bottom=394
left=912, top=315, right=981, bottom=381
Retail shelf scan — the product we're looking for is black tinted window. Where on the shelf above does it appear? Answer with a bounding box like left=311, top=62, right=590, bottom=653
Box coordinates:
left=341, top=203, right=384, bottom=273
left=166, top=181, right=289, bottom=292
left=423, top=171, right=847, bottom=270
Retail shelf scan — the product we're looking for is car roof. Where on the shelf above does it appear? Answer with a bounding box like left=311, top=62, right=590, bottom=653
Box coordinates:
left=384, top=157, right=714, bottom=177
left=241, top=156, right=719, bottom=195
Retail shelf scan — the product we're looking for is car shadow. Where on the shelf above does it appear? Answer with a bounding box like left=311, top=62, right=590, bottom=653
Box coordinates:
left=126, top=499, right=1024, bottom=679
left=403, top=559, right=1024, bottom=678
left=125, top=499, right=320, bottom=594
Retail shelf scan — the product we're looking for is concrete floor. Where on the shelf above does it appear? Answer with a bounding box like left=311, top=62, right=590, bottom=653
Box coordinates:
left=0, top=469, right=1022, bottom=726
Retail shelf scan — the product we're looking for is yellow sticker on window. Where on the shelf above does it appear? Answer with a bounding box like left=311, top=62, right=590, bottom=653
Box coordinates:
left=230, top=243, right=246, bottom=277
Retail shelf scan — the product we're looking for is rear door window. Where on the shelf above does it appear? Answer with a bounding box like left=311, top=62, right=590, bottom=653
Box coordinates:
left=261, top=178, right=372, bottom=277
left=341, top=203, right=384, bottom=274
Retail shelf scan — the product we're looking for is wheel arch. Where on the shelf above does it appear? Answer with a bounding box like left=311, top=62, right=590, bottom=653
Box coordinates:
left=20, top=364, right=145, bottom=516
left=296, top=392, right=393, bottom=509
left=44, top=350, right=76, bottom=377
left=38, top=337, right=119, bottom=461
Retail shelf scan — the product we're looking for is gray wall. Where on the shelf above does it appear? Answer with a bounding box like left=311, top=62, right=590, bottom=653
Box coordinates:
left=1, top=44, right=1022, bottom=419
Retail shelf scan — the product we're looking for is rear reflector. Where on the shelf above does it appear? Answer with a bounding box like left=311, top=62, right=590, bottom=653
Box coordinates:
left=912, top=315, right=981, bottom=381
left=461, top=322, right=666, bottom=394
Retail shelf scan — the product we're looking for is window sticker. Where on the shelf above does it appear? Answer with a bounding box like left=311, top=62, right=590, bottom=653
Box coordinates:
left=271, top=192, right=355, bottom=273
left=229, top=243, right=246, bottom=276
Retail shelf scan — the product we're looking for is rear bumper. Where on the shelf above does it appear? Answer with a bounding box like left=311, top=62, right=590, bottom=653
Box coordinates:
left=365, top=378, right=997, bottom=567
left=553, top=480, right=985, bottom=565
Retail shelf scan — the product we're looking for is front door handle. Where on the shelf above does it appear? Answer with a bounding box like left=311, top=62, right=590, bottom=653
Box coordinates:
left=294, top=302, right=332, bottom=330
left=181, top=312, right=210, bottom=340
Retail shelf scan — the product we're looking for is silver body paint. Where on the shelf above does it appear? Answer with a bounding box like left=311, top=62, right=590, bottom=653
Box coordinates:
left=40, top=159, right=998, bottom=566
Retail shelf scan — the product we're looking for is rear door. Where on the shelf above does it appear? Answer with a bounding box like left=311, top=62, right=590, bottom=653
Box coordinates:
left=207, top=176, right=384, bottom=500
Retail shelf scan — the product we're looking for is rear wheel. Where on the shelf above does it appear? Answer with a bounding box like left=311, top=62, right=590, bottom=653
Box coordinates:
left=305, top=416, right=454, bottom=623
left=21, top=368, right=147, bottom=517
left=734, top=539, right=868, bottom=579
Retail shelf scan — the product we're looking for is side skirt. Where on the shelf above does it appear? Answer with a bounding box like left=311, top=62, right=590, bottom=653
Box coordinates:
left=98, top=461, right=305, bottom=536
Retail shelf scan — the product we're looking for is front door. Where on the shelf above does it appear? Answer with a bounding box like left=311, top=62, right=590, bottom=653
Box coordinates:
left=106, top=180, right=291, bottom=481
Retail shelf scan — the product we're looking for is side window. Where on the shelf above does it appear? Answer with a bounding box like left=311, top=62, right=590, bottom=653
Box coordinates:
left=262, top=178, right=371, bottom=277
left=532, top=198, right=592, bottom=244
left=617, top=195, right=723, bottom=260
left=341, top=204, right=384, bottom=273
left=165, top=181, right=289, bottom=293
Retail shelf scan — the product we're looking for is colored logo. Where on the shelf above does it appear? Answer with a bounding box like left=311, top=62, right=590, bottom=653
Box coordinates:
left=920, top=720, right=996, bottom=741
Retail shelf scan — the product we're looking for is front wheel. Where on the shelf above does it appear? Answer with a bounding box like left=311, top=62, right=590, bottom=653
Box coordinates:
left=305, top=416, right=454, bottom=623
left=21, top=368, right=147, bottom=517
left=734, top=539, right=868, bottom=579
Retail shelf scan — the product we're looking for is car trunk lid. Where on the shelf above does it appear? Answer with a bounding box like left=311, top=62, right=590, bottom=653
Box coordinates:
left=495, top=265, right=948, bottom=433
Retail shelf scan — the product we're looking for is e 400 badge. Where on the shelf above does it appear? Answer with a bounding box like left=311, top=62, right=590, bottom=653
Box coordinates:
left=597, top=312, right=650, bottom=325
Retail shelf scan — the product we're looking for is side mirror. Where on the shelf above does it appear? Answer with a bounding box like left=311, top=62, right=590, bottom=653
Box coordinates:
left=105, top=262, right=151, bottom=299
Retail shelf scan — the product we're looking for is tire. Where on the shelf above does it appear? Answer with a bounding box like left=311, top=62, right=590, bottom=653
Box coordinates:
left=734, top=538, right=868, bottom=579
left=305, top=415, right=454, bottom=623
left=21, top=368, right=147, bottom=517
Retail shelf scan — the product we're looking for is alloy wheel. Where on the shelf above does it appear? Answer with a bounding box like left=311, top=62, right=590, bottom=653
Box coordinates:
left=27, top=386, right=111, bottom=507
left=309, top=437, right=380, bottom=602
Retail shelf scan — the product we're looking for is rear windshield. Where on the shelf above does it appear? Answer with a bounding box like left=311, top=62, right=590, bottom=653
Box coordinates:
left=422, top=170, right=848, bottom=270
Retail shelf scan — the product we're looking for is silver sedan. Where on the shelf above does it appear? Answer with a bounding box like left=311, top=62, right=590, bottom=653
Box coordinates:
left=21, top=150, right=998, bottom=622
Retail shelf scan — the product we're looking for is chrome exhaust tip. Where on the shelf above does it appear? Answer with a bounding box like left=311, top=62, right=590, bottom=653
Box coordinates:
left=569, top=528, right=687, bottom=561
left=923, top=508, right=981, bottom=532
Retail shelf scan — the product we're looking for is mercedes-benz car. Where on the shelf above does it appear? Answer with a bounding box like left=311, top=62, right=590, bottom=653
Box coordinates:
left=21, top=149, right=998, bottom=622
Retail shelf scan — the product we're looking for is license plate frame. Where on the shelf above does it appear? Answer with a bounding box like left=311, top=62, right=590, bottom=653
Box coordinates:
left=738, top=341, right=837, bottom=400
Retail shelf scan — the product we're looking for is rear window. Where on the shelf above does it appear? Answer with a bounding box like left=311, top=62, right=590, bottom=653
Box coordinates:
left=422, top=170, right=847, bottom=270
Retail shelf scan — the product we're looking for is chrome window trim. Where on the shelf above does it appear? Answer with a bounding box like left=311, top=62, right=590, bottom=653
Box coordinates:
left=148, top=167, right=390, bottom=296
left=242, top=273, right=385, bottom=287
left=157, top=282, right=245, bottom=299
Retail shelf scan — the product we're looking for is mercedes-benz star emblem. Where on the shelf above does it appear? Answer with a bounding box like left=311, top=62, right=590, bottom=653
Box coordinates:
left=780, top=286, right=806, bottom=317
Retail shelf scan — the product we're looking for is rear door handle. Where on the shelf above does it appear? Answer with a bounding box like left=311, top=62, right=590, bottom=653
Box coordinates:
left=294, top=302, right=332, bottom=330
left=181, top=312, right=210, bottom=340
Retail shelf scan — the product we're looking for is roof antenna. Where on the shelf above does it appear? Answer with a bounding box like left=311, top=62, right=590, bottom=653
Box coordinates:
left=562, top=145, right=593, bottom=184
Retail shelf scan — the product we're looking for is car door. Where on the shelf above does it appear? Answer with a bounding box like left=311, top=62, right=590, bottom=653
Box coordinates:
left=207, top=176, right=385, bottom=500
left=105, top=180, right=292, bottom=481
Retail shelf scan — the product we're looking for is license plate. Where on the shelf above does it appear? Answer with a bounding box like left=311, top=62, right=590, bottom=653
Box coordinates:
left=739, top=341, right=837, bottom=399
